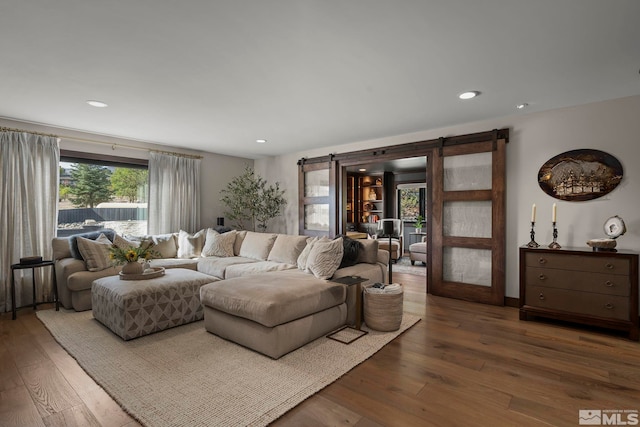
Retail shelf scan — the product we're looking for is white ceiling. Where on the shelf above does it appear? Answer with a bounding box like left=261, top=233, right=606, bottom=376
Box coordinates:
left=1, top=1, right=639, bottom=159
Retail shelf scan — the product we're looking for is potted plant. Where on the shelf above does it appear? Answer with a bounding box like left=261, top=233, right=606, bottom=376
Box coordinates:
left=414, top=215, right=424, bottom=233
left=220, top=166, right=287, bottom=232
left=109, top=240, right=159, bottom=275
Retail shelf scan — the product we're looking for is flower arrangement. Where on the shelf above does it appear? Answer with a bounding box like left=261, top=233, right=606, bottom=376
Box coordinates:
left=109, top=240, right=159, bottom=265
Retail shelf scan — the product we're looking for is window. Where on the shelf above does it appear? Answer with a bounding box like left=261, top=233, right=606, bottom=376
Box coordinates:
left=398, top=184, right=425, bottom=221
left=57, top=151, right=149, bottom=237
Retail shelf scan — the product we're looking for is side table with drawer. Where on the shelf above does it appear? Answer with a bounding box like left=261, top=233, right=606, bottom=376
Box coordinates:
left=519, top=246, right=639, bottom=340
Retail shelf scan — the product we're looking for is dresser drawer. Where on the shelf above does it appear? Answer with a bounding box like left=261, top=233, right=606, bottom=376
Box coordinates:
left=526, top=285, right=630, bottom=321
left=526, top=267, right=630, bottom=296
left=525, top=252, right=629, bottom=275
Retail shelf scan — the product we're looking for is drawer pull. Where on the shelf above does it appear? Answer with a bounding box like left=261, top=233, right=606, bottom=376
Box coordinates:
left=605, top=281, right=614, bottom=287
left=605, top=303, right=614, bottom=310
left=538, top=258, right=547, bottom=265
left=605, top=263, right=614, bottom=270
left=538, top=293, right=545, bottom=301
left=538, top=274, right=547, bottom=281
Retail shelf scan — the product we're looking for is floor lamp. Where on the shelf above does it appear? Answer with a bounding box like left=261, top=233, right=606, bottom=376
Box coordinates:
left=382, top=220, right=395, bottom=284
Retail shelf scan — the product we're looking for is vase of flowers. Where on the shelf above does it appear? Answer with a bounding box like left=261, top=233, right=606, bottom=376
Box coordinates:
left=121, top=260, right=144, bottom=275
left=109, top=240, right=159, bottom=275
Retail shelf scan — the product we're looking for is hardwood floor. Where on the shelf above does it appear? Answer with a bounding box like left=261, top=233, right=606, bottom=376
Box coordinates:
left=2, top=272, right=639, bottom=426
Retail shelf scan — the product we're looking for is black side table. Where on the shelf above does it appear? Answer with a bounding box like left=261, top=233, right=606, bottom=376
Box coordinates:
left=327, top=276, right=369, bottom=344
left=10, top=260, right=59, bottom=320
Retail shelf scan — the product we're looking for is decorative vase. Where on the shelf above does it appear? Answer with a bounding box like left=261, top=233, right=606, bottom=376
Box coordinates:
left=122, top=261, right=143, bottom=275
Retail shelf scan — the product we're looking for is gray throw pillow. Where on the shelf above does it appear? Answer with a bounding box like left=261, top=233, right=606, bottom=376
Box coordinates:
left=357, top=239, right=379, bottom=264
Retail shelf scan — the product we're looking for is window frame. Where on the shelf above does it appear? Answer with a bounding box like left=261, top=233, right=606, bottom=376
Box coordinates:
left=58, top=150, right=150, bottom=236
left=397, top=184, right=426, bottom=222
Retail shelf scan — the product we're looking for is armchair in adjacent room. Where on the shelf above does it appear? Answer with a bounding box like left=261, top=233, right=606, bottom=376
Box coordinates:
left=376, top=218, right=404, bottom=261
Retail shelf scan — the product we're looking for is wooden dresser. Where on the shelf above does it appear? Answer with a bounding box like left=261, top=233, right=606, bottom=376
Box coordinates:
left=519, top=246, right=639, bottom=340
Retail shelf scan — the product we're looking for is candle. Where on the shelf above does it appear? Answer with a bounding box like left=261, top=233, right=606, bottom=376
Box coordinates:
left=531, top=204, right=536, bottom=222
left=552, top=203, right=557, bottom=222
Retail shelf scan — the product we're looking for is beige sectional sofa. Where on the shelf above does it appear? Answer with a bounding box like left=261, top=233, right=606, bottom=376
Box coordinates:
left=52, top=228, right=388, bottom=357
left=198, top=231, right=388, bottom=358
left=52, top=229, right=199, bottom=311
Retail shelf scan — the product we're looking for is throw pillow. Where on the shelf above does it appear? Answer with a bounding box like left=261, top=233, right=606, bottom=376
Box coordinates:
left=69, top=229, right=116, bottom=260
left=239, top=231, right=278, bottom=261
left=52, top=238, right=72, bottom=260
left=357, top=239, right=379, bottom=264
left=153, top=234, right=178, bottom=258
left=76, top=233, right=113, bottom=272
left=113, top=234, right=140, bottom=250
left=306, top=237, right=344, bottom=280
left=296, top=236, right=318, bottom=271
left=337, top=235, right=360, bottom=269
left=267, top=234, right=309, bottom=265
left=201, top=229, right=236, bottom=257
left=177, top=229, right=206, bottom=258
left=233, top=230, right=248, bottom=256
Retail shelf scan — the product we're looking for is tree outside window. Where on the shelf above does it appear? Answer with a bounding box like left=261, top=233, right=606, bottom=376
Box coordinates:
left=69, top=164, right=112, bottom=208
left=58, top=159, right=148, bottom=237
left=399, top=188, right=420, bottom=220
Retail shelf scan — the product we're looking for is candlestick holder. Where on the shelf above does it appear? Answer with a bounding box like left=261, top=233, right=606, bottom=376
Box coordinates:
left=548, top=222, right=561, bottom=249
left=527, top=221, right=539, bottom=248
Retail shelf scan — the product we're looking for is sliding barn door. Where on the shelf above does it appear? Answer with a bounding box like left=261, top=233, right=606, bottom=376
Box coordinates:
left=430, top=135, right=506, bottom=305
left=298, top=160, right=337, bottom=237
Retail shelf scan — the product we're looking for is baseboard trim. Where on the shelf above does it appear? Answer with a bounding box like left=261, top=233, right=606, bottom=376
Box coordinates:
left=504, top=297, right=519, bottom=308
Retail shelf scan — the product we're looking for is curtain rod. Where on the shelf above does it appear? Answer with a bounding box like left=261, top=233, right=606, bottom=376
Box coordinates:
left=0, top=126, right=59, bottom=139
left=0, top=126, right=203, bottom=159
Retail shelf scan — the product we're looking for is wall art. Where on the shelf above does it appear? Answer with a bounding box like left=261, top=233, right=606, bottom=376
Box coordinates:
left=538, top=149, right=623, bottom=201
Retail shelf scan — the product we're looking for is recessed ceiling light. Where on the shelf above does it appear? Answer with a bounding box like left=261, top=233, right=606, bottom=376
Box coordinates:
left=86, top=100, right=108, bottom=107
left=359, top=168, right=367, bottom=172
left=516, top=103, right=529, bottom=110
left=458, top=91, right=480, bottom=100
left=256, top=139, right=267, bottom=144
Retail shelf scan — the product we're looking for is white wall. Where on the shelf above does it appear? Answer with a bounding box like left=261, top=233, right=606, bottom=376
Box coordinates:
left=255, top=95, right=640, bottom=298
left=0, top=118, right=253, bottom=230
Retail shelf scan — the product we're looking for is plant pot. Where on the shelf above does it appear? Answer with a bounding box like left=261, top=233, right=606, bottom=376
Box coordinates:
left=121, top=261, right=143, bottom=275
left=415, top=228, right=422, bottom=234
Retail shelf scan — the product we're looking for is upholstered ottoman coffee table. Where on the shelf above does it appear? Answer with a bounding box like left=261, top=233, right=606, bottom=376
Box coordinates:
left=92, top=268, right=218, bottom=340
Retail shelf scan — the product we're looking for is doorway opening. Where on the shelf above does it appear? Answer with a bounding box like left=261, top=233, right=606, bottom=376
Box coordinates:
left=298, top=128, right=508, bottom=305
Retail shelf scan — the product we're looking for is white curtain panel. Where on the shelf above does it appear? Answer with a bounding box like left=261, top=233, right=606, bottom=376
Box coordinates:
left=148, top=152, right=200, bottom=235
left=0, top=131, right=59, bottom=313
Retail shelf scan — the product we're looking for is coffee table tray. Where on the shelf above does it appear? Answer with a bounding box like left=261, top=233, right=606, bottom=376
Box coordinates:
left=119, top=267, right=165, bottom=281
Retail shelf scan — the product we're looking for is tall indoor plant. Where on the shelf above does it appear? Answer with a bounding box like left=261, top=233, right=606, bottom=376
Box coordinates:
left=220, top=166, right=287, bottom=231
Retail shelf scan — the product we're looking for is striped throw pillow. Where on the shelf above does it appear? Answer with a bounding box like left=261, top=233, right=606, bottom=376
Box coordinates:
left=76, top=233, right=113, bottom=271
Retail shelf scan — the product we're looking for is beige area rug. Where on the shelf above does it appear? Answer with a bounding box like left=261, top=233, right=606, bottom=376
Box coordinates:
left=37, top=309, right=420, bottom=427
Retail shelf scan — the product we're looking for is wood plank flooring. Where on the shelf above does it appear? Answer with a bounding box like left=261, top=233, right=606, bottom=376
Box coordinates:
left=1, top=271, right=639, bottom=426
